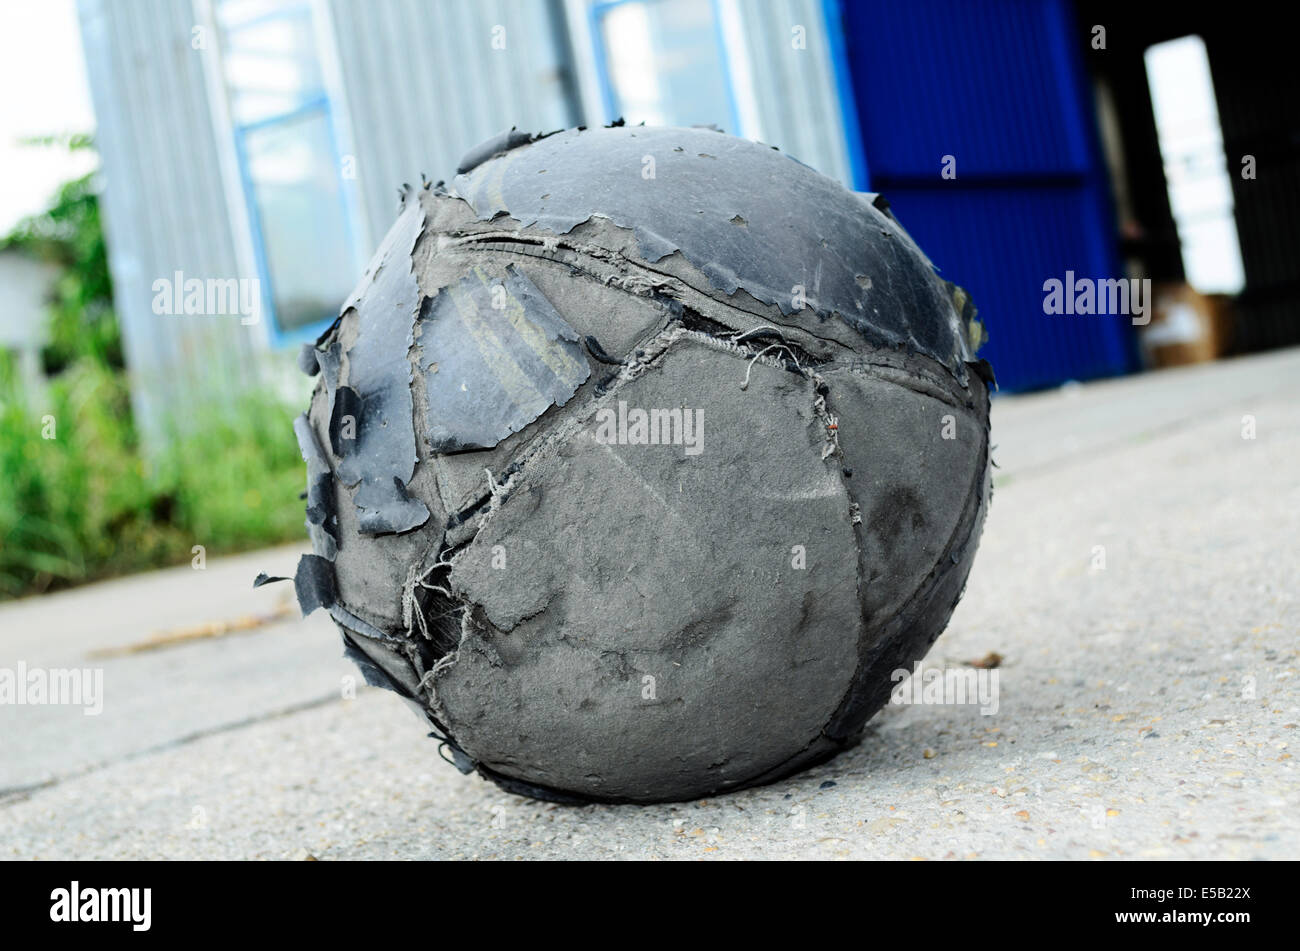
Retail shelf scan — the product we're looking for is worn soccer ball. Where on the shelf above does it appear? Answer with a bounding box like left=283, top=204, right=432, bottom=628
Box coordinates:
left=284, top=125, right=992, bottom=803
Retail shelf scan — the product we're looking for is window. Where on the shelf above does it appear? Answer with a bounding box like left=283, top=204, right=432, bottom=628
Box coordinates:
left=1144, top=35, right=1245, bottom=295
left=590, top=0, right=738, bottom=131
left=216, top=0, right=361, bottom=342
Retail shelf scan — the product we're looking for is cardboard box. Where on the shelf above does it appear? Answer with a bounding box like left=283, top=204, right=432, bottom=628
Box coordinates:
left=1142, top=283, right=1234, bottom=368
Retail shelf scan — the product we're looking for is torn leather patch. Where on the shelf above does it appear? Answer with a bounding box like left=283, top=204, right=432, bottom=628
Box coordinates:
left=456, top=126, right=552, bottom=175
left=333, top=203, right=430, bottom=535
left=293, top=553, right=337, bottom=616
left=293, top=413, right=339, bottom=561
left=418, top=264, right=590, bottom=451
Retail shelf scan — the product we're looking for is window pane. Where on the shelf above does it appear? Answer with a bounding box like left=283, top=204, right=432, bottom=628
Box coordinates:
left=599, top=0, right=733, bottom=129
left=220, top=5, right=324, bottom=125
left=243, top=109, right=355, bottom=332
left=1144, top=35, right=1244, bottom=294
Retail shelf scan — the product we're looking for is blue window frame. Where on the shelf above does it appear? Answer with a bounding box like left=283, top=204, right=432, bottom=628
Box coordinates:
left=217, top=0, right=362, bottom=347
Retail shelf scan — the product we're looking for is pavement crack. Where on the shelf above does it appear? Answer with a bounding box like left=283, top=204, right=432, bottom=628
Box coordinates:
left=0, top=692, right=343, bottom=808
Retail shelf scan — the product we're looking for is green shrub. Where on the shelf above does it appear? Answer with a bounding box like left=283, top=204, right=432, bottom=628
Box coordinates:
left=0, top=352, right=305, bottom=598
left=0, top=140, right=306, bottom=599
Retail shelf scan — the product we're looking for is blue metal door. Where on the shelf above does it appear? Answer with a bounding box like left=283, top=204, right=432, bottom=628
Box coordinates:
left=834, top=0, right=1138, bottom=390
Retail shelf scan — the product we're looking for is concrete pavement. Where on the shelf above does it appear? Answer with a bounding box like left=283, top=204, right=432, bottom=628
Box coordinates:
left=2, top=348, right=1297, bottom=859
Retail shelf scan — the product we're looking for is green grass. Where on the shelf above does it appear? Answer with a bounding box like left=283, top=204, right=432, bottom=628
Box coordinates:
left=0, top=139, right=307, bottom=600
left=0, top=352, right=305, bottom=599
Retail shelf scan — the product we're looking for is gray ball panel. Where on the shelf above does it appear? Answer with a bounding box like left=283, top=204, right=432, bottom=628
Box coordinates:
left=822, top=362, right=987, bottom=625
left=433, top=338, right=864, bottom=801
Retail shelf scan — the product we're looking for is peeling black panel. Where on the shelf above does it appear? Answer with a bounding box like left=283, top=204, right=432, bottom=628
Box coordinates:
left=456, top=126, right=549, bottom=175
left=293, top=553, right=337, bottom=616
left=341, top=634, right=398, bottom=690
left=292, top=413, right=339, bottom=561
left=354, top=476, right=429, bottom=536
left=968, top=357, right=997, bottom=388
left=317, top=342, right=343, bottom=397
left=332, top=203, right=430, bottom=535
left=329, top=604, right=395, bottom=644
left=252, top=572, right=289, bottom=588
left=338, top=630, right=421, bottom=697
left=418, top=264, right=590, bottom=452
left=328, top=385, right=363, bottom=462
left=317, top=342, right=345, bottom=447
left=451, top=126, right=977, bottom=378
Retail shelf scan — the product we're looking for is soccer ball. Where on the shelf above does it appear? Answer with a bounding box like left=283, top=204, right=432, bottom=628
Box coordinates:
left=286, top=125, right=992, bottom=803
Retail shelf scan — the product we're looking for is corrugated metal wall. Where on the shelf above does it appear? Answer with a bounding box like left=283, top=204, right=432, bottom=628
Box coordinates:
left=728, top=0, right=857, bottom=188
left=836, top=0, right=1138, bottom=391
left=561, top=0, right=858, bottom=189
left=78, top=0, right=266, bottom=448
left=78, top=0, right=579, bottom=446
left=325, top=0, right=578, bottom=250
left=324, top=0, right=855, bottom=269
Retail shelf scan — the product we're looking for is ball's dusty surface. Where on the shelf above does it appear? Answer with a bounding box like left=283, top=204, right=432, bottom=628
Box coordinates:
left=289, top=125, right=993, bottom=803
